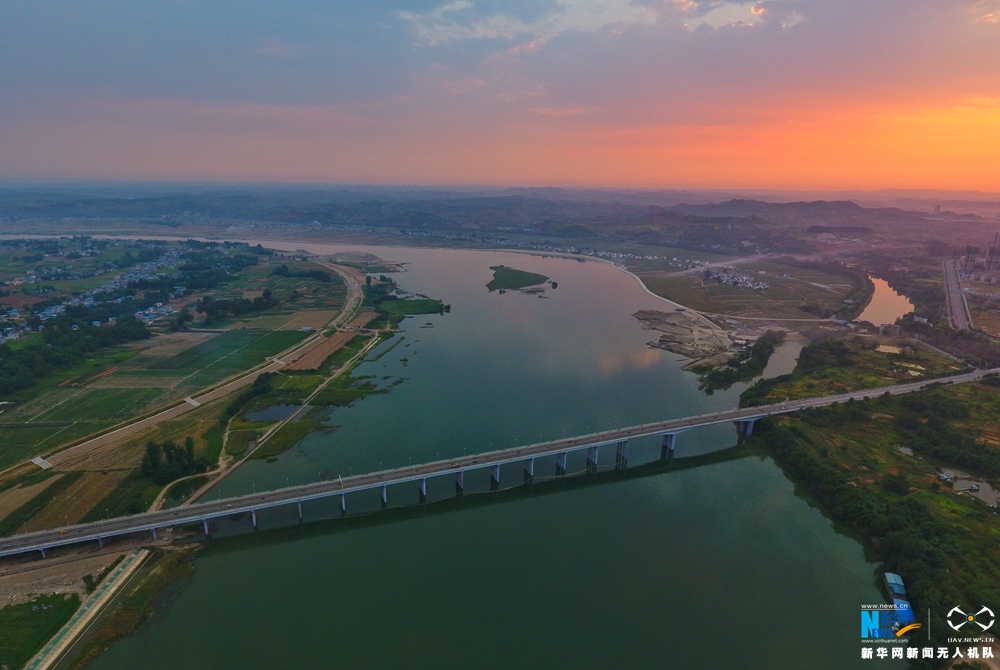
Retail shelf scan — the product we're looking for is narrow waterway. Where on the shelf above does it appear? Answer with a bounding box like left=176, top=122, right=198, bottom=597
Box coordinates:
left=89, top=245, right=896, bottom=670
left=856, top=277, right=914, bottom=326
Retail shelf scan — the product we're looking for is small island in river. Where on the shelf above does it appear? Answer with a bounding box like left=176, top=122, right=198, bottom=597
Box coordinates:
left=487, top=265, right=551, bottom=292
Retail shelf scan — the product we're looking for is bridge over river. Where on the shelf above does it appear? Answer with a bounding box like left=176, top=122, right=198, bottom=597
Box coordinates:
left=1, top=369, right=994, bottom=559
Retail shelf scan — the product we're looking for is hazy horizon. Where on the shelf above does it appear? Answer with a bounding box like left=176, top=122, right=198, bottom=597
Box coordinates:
left=2, top=1, right=998, bottom=190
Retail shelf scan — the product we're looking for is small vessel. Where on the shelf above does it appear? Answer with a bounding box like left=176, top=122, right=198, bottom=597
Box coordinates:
left=883, top=573, right=917, bottom=629
left=970, top=484, right=980, bottom=492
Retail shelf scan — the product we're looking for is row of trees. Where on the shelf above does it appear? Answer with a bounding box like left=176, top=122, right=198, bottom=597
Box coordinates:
left=699, top=330, right=785, bottom=393
left=270, top=264, right=332, bottom=283
left=195, top=290, right=276, bottom=325
left=140, top=437, right=211, bottom=485
left=362, top=276, right=399, bottom=307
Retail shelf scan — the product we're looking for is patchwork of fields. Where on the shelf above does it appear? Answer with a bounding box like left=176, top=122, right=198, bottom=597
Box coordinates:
left=0, top=329, right=310, bottom=470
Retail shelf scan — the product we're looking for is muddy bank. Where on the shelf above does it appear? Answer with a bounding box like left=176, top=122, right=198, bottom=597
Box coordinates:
left=633, top=309, right=735, bottom=369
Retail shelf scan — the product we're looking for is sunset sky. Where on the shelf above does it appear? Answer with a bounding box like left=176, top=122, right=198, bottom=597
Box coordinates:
left=2, top=0, right=999, bottom=190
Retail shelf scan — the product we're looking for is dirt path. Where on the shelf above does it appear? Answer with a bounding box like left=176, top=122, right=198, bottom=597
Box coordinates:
left=180, top=331, right=382, bottom=506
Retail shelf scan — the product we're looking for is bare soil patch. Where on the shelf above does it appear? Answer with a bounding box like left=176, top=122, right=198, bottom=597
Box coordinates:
left=633, top=309, right=735, bottom=368
left=284, top=331, right=355, bottom=371
left=58, top=436, right=147, bottom=472
left=25, top=471, right=127, bottom=531
left=0, top=553, right=121, bottom=609
left=0, top=474, right=64, bottom=521
left=345, top=311, right=378, bottom=329
left=279, top=309, right=340, bottom=331
left=27, top=471, right=126, bottom=532
left=121, top=332, right=214, bottom=366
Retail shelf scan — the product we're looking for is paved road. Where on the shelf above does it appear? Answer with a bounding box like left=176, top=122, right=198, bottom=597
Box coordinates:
left=944, top=260, right=973, bottom=331
left=2, top=367, right=995, bottom=559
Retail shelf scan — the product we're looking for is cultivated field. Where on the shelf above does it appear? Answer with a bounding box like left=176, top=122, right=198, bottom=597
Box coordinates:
left=24, top=471, right=127, bottom=530
left=283, top=331, right=357, bottom=371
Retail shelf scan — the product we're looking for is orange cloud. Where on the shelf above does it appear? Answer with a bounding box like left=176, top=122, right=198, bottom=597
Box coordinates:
left=1, top=95, right=998, bottom=191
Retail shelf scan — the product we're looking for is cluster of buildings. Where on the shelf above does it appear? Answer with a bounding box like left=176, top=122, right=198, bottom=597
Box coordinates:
left=0, top=308, right=28, bottom=345
left=961, top=233, right=1000, bottom=282
left=707, top=269, right=770, bottom=290
left=0, top=249, right=184, bottom=341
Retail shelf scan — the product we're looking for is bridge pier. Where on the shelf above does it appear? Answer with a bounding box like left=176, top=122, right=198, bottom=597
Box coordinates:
left=456, top=470, right=464, bottom=494
left=39, top=548, right=46, bottom=559
left=298, top=501, right=303, bottom=521
left=341, top=493, right=346, bottom=515
left=381, top=485, right=387, bottom=509
left=524, top=458, right=535, bottom=482
left=586, top=446, right=599, bottom=473
left=418, top=477, right=427, bottom=502
left=556, top=452, right=567, bottom=475
left=97, top=537, right=104, bottom=549
left=152, top=528, right=158, bottom=541
left=490, top=464, right=500, bottom=491
left=660, top=433, right=677, bottom=460
left=737, top=419, right=758, bottom=436
left=203, top=519, right=210, bottom=536
left=251, top=509, right=258, bottom=529
left=615, top=439, right=629, bottom=470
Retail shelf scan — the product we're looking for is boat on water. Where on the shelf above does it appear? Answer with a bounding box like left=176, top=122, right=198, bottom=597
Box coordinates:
left=883, top=572, right=917, bottom=629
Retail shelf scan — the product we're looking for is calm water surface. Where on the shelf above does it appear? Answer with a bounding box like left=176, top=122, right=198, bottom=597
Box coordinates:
left=857, top=277, right=914, bottom=325
left=91, top=246, right=895, bottom=669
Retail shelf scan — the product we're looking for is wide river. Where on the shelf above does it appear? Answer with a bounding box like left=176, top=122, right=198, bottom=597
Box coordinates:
left=91, top=245, right=892, bottom=669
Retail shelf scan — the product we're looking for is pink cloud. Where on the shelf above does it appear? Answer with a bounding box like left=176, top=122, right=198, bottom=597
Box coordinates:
left=529, top=107, right=588, bottom=117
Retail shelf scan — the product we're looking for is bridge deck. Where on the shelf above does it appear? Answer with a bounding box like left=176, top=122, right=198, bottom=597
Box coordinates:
left=0, top=369, right=990, bottom=559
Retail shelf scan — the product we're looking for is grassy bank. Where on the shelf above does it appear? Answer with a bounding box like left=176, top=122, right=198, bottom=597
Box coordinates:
left=0, top=593, right=81, bottom=670
left=66, top=548, right=199, bottom=670
left=250, top=418, right=326, bottom=460
left=740, top=336, right=966, bottom=407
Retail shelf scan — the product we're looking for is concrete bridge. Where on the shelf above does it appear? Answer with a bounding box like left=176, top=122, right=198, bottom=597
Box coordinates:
left=1, top=368, right=993, bottom=559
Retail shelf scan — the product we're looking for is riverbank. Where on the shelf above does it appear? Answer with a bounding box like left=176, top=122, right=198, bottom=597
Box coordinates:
left=24, top=549, right=149, bottom=670
left=747, top=383, right=1000, bottom=659
left=64, top=548, right=199, bottom=670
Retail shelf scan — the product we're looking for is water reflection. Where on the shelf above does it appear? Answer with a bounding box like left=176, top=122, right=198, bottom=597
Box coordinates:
left=856, top=277, right=913, bottom=325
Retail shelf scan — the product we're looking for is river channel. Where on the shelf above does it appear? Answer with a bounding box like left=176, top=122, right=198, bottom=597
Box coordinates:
left=857, top=277, right=914, bottom=326
left=90, top=245, right=897, bottom=669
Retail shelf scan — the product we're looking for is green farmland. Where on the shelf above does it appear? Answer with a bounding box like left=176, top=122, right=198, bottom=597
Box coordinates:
left=145, top=329, right=310, bottom=389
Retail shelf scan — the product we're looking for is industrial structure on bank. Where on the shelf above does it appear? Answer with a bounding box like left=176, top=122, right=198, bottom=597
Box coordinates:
left=963, top=232, right=1000, bottom=280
